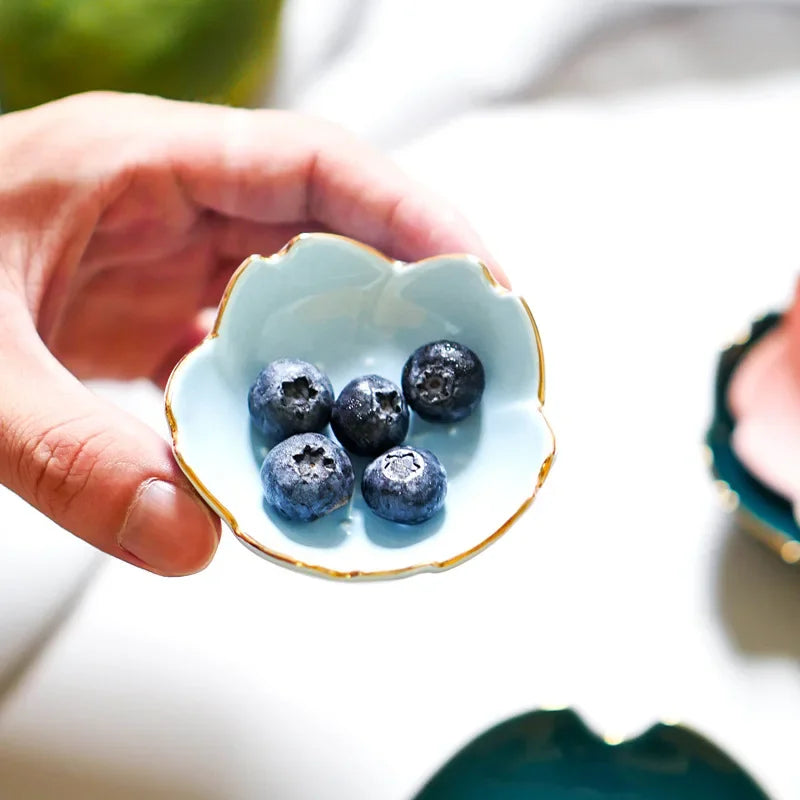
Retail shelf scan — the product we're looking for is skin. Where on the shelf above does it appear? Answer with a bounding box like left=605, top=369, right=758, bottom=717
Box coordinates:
left=0, top=91, right=504, bottom=576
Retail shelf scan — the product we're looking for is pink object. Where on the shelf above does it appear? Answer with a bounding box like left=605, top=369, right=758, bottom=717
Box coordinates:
left=729, top=278, right=800, bottom=504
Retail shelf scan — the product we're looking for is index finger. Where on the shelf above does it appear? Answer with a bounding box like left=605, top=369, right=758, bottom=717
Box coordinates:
left=161, top=101, right=508, bottom=285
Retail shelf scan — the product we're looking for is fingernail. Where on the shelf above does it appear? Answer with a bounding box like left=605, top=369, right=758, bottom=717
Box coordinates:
left=119, top=479, right=220, bottom=575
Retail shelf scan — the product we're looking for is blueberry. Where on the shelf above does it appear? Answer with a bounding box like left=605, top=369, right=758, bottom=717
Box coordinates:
left=402, top=340, right=485, bottom=423
left=248, top=359, right=334, bottom=440
left=260, top=433, right=354, bottom=522
left=330, top=375, right=410, bottom=457
left=362, top=446, right=447, bottom=524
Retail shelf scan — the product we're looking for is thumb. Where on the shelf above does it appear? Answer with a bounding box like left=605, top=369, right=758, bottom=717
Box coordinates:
left=0, top=307, right=219, bottom=576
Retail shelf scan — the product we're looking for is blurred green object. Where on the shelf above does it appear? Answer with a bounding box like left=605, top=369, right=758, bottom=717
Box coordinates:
left=0, top=0, right=284, bottom=112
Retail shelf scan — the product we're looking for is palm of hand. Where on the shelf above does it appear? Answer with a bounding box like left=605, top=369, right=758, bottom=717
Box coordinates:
left=47, top=179, right=303, bottom=387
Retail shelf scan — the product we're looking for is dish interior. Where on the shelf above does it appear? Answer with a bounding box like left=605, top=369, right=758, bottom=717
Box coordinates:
left=167, top=235, right=553, bottom=577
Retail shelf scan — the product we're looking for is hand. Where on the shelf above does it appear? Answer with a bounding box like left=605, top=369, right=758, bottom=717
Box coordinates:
left=0, top=92, right=500, bottom=576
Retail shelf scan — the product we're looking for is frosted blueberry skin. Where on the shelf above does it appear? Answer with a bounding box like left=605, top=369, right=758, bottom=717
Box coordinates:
left=362, top=446, right=447, bottom=525
left=248, top=359, right=334, bottom=440
left=402, top=340, right=485, bottom=423
left=330, top=375, right=410, bottom=457
left=260, top=433, right=354, bottom=522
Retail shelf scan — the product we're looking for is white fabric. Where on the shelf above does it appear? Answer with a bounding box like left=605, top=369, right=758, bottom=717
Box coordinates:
left=2, top=3, right=800, bottom=799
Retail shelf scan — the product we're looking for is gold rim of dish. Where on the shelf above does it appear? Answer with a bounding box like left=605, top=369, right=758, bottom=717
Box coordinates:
left=165, top=232, right=556, bottom=580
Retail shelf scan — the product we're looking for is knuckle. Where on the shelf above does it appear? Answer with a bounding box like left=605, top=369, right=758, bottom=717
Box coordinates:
left=57, top=90, right=127, bottom=111
left=18, top=418, right=109, bottom=518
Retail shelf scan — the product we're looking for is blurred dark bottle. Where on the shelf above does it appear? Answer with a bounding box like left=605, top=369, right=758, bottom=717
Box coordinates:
left=0, top=0, right=284, bottom=111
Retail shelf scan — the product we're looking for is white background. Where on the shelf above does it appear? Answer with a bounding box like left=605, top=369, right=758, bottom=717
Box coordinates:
left=1, top=3, right=800, bottom=798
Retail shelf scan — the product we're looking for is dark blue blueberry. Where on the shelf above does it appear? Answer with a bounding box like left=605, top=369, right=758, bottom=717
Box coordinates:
left=362, top=446, right=447, bottom=525
left=248, top=359, right=334, bottom=440
left=402, top=340, right=485, bottom=423
left=260, top=433, right=354, bottom=522
left=330, top=375, right=410, bottom=457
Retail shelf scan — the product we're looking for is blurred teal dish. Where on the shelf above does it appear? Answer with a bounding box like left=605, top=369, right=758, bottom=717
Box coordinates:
left=705, top=313, right=800, bottom=564
left=414, top=709, right=770, bottom=800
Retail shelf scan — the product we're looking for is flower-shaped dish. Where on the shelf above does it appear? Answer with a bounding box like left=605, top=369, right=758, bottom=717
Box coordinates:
left=165, top=233, right=554, bottom=580
left=414, top=708, right=770, bottom=799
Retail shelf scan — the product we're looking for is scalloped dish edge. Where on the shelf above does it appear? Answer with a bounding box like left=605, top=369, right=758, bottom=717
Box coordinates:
left=164, top=232, right=556, bottom=580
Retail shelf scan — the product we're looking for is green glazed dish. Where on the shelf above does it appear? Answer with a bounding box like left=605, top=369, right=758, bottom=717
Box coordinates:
left=705, top=313, right=800, bottom=564
left=414, top=708, right=769, bottom=800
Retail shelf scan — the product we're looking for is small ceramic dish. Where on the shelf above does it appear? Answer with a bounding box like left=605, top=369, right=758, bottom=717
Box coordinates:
left=414, top=708, right=770, bottom=799
left=705, top=313, right=800, bottom=565
left=165, top=233, right=555, bottom=580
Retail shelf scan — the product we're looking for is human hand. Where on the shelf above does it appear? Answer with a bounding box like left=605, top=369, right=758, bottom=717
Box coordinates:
left=0, top=92, right=500, bottom=576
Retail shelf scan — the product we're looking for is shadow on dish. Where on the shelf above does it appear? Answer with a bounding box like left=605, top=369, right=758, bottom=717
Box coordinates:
left=406, top=408, right=482, bottom=479
left=262, top=498, right=350, bottom=549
